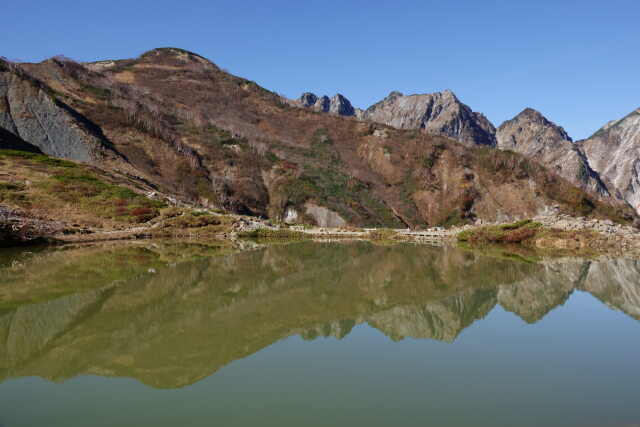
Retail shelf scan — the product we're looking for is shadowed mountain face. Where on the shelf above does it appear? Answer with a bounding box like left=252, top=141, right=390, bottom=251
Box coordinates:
left=0, top=241, right=638, bottom=389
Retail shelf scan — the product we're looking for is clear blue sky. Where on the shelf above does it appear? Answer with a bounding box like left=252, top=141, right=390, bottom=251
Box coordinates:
left=3, top=0, right=639, bottom=139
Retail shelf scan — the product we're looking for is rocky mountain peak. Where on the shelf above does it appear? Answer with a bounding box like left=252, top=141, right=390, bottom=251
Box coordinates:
left=299, top=92, right=318, bottom=107
left=496, top=109, right=609, bottom=197
left=385, top=91, right=404, bottom=100
left=138, top=47, right=214, bottom=67
left=297, top=92, right=357, bottom=117
left=589, top=108, right=640, bottom=139
left=362, top=90, right=496, bottom=146
left=519, top=107, right=541, bottom=117
left=328, top=94, right=356, bottom=116
left=502, top=108, right=572, bottom=143
left=440, top=89, right=456, bottom=98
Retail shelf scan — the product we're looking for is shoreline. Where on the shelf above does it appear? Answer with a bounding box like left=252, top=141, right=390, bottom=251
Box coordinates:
left=3, top=211, right=640, bottom=259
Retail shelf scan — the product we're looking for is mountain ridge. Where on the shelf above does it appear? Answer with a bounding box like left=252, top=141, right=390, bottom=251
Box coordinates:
left=297, top=85, right=640, bottom=212
left=0, top=47, right=637, bottom=228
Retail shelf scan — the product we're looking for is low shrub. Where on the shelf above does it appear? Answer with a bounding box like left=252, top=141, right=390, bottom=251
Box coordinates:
left=41, top=165, right=165, bottom=223
left=458, top=220, right=543, bottom=244
left=368, top=228, right=397, bottom=240
left=167, top=213, right=221, bottom=228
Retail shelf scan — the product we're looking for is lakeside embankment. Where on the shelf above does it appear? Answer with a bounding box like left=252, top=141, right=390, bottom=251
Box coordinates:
left=4, top=201, right=640, bottom=258
left=2, top=148, right=639, bottom=255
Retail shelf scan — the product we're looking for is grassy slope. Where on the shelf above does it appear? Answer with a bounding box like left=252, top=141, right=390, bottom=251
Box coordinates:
left=0, top=149, right=164, bottom=224
left=0, top=149, right=236, bottom=245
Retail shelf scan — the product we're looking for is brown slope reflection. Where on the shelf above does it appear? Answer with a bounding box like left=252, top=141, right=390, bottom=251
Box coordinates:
left=0, top=241, right=639, bottom=389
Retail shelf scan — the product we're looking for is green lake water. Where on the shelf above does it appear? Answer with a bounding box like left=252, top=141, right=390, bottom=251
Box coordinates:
left=0, top=240, right=639, bottom=426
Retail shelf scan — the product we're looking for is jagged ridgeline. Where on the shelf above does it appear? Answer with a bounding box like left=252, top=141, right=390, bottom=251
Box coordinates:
left=0, top=48, right=637, bottom=227
left=1, top=241, right=639, bottom=389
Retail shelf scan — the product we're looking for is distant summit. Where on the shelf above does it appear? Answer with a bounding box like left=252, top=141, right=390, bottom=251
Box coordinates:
left=361, top=90, right=497, bottom=146
left=139, top=47, right=211, bottom=63
left=496, top=108, right=609, bottom=197
left=297, top=92, right=359, bottom=117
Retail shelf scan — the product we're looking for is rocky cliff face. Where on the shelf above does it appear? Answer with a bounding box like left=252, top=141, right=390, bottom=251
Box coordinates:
left=0, top=68, right=113, bottom=163
left=298, top=92, right=359, bottom=116
left=361, top=90, right=497, bottom=146
left=581, top=109, right=640, bottom=213
left=496, top=108, right=610, bottom=197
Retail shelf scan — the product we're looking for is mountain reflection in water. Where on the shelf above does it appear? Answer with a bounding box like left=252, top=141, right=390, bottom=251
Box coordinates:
left=0, top=241, right=639, bottom=389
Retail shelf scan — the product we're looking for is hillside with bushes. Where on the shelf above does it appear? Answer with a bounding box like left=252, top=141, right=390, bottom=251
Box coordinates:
left=0, top=48, right=636, bottom=232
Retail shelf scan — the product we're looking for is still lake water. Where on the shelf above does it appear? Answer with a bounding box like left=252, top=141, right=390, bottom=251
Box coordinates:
left=0, top=240, right=639, bottom=426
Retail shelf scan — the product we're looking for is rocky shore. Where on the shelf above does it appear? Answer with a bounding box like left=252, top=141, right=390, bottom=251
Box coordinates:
left=3, top=198, right=640, bottom=257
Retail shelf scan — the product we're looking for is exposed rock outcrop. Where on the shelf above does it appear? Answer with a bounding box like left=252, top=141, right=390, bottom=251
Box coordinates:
left=298, top=92, right=359, bottom=116
left=581, top=109, right=640, bottom=213
left=0, top=70, right=113, bottom=163
left=304, top=202, right=347, bottom=227
left=361, top=90, right=496, bottom=146
left=496, top=108, right=609, bottom=197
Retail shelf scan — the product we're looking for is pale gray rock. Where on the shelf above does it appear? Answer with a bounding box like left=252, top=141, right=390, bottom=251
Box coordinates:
left=299, top=92, right=318, bottom=107
left=315, top=95, right=331, bottom=112
left=361, top=90, right=496, bottom=146
left=282, top=207, right=298, bottom=224
left=297, top=92, right=357, bottom=117
left=328, top=94, right=356, bottom=116
left=0, top=71, right=111, bottom=162
left=304, top=202, right=347, bottom=227
left=496, top=108, right=609, bottom=197
left=581, top=109, right=640, bottom=213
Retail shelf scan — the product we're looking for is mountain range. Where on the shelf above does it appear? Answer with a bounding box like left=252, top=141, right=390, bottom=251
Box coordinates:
left=298, top=88, right=639, bottom=210
left=1, top=47, right=638, bottom=227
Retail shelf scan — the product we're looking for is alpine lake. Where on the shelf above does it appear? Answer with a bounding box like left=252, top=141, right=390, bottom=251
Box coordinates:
left=0, top=239, right=639, bottom=426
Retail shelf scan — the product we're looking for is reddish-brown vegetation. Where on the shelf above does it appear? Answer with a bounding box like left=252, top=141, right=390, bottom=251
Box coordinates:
left=3, top=49, right=636, bottom=228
